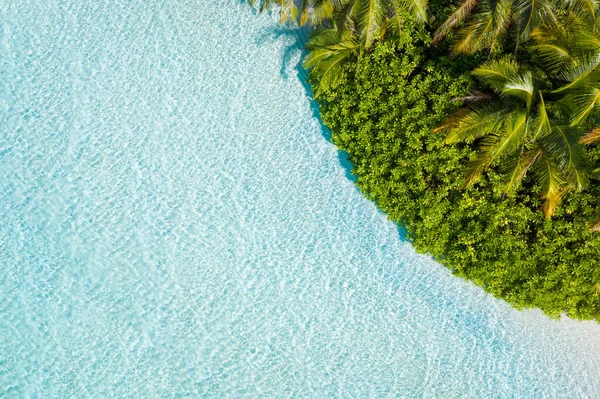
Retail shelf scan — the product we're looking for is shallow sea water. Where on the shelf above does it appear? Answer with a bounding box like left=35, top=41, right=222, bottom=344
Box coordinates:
left=2, top=0, right=600, bottom=397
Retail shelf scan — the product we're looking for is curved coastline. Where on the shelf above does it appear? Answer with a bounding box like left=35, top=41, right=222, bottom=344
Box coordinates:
left=280, top=7, right=600, bottom=320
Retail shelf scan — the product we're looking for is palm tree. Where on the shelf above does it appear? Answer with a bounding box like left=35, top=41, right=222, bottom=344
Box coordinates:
left=531, top=12, right=600, bottom=127
left=248, top=0, right=428, bottom=49
left=437, top=57, right=588, bottom=216
left=247, top=0, right=336, bottom=26
left=532, top=12, right=600, bottom=226
left=440, top=11, right=600, bottom=217
left=249, top=0, right=428, bottom=94
left=432, top=0, right=598, bottom=55
left=303, top=29, right=359, bottom=96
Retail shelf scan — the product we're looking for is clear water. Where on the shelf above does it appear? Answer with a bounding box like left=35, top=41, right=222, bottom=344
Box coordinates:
left=2, top=1, right=600, bottom=397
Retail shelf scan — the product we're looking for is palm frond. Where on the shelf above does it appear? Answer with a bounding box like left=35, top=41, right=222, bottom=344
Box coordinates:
left=432, top=0, right=479, bottom=44
left=534, top=153, right=565, bottom=217
left=574, top=31, right=600, bottom=50
left=502, top=72, right=534, bottom=109
left=541, top=124, right=584, bottom=174
left=531, top=94, right=551, bottom=139
left=387, top=0, right=406, bottom=36
left=489, top=0, right=514, bottom=51
left=589, top=215, right=600, bottom=232
left=553, top=53, right=600, bottom=93
left=279, top=0, right=297, bottom=24
left=395, top=0, right=428, bottom=23
left=567, top=162, right=589, bottom=191
left=465, top=145, right=494, bottom=186
left=570, top=89, right=600, bottom=126
left=532, top=43, right=575, bottom=74
left=579, top=127, right=600, bottom=144
left=563, top=0, right=598, bottom=19
left=472, top=58, right=520, bottom=92
left=298, top=0, right=310, bottom=25
left=452, top=12, right=495, bottom=54
left=504, top=147, right=543, bottom=192
left=514, top=0, right=555, bottom=40
left=311, top=0, right=336, bottom=24
left=304, top=29, right=359, bottom=96
left=357, top=0, right=386, bottom=48
left=442, top=104, right=515, bottom=143
left=514, top=0, right=536, bottom=39
left=308, top=51, right=353, bottom=96
left=490, top=112, right=528, bottom=159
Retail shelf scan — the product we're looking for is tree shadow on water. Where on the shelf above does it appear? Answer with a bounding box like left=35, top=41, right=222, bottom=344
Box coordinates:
left=255, top=23, right=409, bottom=242
left=255, top=24, right=357, bottom=184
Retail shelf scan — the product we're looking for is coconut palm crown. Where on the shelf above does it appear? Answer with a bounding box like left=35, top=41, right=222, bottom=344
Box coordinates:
left=249, top=0, right=429, bottom=94
left=432, top=0, right=598, bottom=54
left=438, top=58, right=588, bottom=216
left=533, top=12, right=600, bottom=226
left=249, top=0, right=428, bottom=46
left=439, top=13, right=600, bottom=217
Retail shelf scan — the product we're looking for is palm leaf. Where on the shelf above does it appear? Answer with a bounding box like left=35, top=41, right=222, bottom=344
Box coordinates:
left=565, top=0, right=598, bottom=19
left=533, top=43, right=575, bottom=75
left=309, top=51, right=352, bottom=96
left=534, top=153, right=565, bottom=217
left=358, top=0, right=386, bottom=49
left=490, top=112, right=528, bottom=159
left=542, top=124, right=582, bottom=171
left=452, top=26, right=478, bottom=54
left=465, top=144, right=495, bottom=186
left=442, top=104, right=515, bottom=143
left=515, top=0, right=536, bottom=39
left=298, top=0, right=310, bottom=25
left=502, top=72, right=534, bottom=109
left=574, top=31, right=600, bottom=50
left=473, top=58, right=520, bottom=92
left=570, top=89, right=600, bottom=126
left=388, top=0, right=406, bottom=35
left=504, top=147, right=543, bottom=192
left=589, top=215, right=600, bottom=232
left=432, top=0, right=479, bottom=44
left=567, top=163, right=589, bottom=191
left=515, top=0, right=555, bottom=40
left=311, top=0, right=336, bottom=24
left=304, top=30, right=358, bottom=96
left=579, top=127, right=600, bottom=144
left=279, top=0, right=297, bottom=24
left=396, top=0, right=428, bottom=23
left=531, top=94, right=551, bottom=139
left=452, top=12, right=495, bottom=54
left=489, top=0, right=514, bottom=51
left=553, top=53, right=600, bottom=93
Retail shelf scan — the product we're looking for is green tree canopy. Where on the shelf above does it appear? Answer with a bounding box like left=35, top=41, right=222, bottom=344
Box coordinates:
left=315, top=39, right=600, bottom=319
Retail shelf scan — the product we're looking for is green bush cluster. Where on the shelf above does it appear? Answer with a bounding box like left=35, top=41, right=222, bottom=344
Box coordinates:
left=314, top=31, right=600, bottom=320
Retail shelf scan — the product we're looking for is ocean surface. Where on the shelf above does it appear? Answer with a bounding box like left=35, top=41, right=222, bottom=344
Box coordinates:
left=2, top=0, right=600, bottom=397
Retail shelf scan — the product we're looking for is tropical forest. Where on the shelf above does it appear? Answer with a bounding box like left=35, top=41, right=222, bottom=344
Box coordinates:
left=250, top=0, right=600, bottom=320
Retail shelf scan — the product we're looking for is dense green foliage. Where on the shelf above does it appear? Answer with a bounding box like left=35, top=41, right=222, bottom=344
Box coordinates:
left=247, top=0, right=600, bottom=319
left=314, top=31, right=600, bottom=319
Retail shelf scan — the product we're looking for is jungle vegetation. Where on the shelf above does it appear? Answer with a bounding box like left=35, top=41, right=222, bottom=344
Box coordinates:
left=249, top=0, right=600, bottom=319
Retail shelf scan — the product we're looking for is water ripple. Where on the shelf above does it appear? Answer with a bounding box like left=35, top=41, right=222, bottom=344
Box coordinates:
left=2, top=0, right=600, bottom=397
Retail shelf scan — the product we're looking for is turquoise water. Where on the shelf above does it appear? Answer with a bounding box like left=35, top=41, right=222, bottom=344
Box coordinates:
left=2, top=0, right=600, bottom=397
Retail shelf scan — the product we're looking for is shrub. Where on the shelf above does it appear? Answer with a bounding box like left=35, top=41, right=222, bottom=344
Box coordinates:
left=315, top=34, right=600, bottom=320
